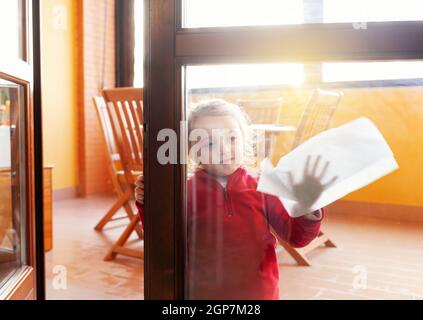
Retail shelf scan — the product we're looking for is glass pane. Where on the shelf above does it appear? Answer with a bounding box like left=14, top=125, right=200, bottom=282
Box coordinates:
left=184, top=0, right=304, bottom=28
left=187, top=64, right=304, bottom=89
left=183, top=0, right=423, bottom=28
left=0, top=0, right=25, bottom=60
left=323, top=0, right=423, bottom=23
left=0, top=79, right=26, bottom=289
left=183, top=62, right=423, bottom=299
left=323, top=61, right=423, bottom=82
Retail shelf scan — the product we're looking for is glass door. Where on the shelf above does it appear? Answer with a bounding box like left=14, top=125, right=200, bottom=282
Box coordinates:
left=0, top=81, right=26, bottom=289
left=0, top=0, right=42, bottom=300
left=144, top=0, right=423, bottom=299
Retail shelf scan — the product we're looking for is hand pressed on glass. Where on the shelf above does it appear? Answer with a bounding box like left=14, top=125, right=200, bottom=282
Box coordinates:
left=134, top=174, right=144, bottom=204
left=285, top=155, right=338, bottom=211
left=258, top=117, right=399, bottom=218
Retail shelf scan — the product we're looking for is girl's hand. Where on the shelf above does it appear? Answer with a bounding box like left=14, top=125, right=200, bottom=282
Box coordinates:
left=134, top=174, right=144, bottom=204
left=287, top=155, right=338, bottom=211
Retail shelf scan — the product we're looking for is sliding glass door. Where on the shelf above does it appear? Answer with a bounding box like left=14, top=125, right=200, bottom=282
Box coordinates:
left=144, top=0, right=423, bottom=299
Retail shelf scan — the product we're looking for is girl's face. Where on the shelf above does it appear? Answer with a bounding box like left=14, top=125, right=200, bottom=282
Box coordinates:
left=190, top=115, right=245, bottom=177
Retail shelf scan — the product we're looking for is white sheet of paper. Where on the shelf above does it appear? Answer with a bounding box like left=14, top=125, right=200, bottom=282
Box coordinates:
left=257, top=117, right=399, bottom=217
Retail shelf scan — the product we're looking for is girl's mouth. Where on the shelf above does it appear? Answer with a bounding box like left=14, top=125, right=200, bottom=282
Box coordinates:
left=220, top=157, right=235, bottom=164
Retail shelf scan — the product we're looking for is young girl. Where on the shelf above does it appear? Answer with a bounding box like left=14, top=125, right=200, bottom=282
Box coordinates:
left=135, top=99, right=333, bottom=300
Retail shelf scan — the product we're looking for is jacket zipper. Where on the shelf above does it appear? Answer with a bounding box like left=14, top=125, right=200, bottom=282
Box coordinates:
left=223, top=186, right=233, bottom=217
left=202, top=169, right=243, bottom=218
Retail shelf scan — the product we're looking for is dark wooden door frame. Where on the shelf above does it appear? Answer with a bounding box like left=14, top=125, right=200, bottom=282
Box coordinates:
left=144, top=0, right=423, bottom=299
left=143, top=0, right=181, bottom=299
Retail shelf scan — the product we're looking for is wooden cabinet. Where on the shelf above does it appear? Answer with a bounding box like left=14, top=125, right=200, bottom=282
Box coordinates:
left=0, top=170, right=12, bottom=254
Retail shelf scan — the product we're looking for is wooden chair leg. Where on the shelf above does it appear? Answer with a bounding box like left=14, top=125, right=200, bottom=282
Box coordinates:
left=279, top=241, right=312, bottom=266
left=94, top=189, right=132, bottom=231
left=104, top=215, right=143, bottom=261
left=301, top=231, right=337, bottom=255
left=115, top=178, right=143, bottom=239
left=123, top=202, right=143, bottom=239
left=278, top=230, right=336, bottom=266
left=322, top=232, right=337, bottom=248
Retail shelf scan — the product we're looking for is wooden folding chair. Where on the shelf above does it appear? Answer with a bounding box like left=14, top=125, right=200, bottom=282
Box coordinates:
left=102, top=87, right=144, bottom=261
left=93, top=96, right=142, bottom=239
left=237, top=98, right=283, bottom=125
left=237, top=98, right=284, bottom=161
left=278, top=89, right=343, bottom=266
left=292, top=89, right=343, bottom=149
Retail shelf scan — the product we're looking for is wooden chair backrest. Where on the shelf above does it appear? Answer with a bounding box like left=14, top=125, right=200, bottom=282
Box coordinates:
left=93, top=96, right=123, bottom=190
left=292, top=89, right=343, bottom=149
left=103, top=88, right=144, bottom=185
left=236, top=98, right=283, bottom=124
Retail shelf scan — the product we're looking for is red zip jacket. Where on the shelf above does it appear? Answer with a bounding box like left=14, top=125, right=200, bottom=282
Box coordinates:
left=186, top=167, right=323, bottom=300
left=137, top=166, right=323, bottom=300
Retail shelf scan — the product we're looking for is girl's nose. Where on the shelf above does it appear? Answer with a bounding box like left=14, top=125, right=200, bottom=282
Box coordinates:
left=220, top=139, right=231, bottom=154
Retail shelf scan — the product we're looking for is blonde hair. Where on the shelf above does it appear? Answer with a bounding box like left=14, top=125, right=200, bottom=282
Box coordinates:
left=187, top=99, right=256, bottom=172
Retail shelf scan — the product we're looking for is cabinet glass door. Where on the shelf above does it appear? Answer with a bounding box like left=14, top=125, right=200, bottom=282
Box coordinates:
left=0, top=79, right=26, bottom=292
left=0, top=0, right=39, bottom=300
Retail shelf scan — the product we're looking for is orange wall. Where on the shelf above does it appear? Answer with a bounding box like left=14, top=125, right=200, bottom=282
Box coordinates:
left=41, top=0, right=116, bottom=195
left=326, top=87, right=423, bottom=207
left=41, top=0, right=79, bottom=191
left=191, top=86, right=423, bottom=207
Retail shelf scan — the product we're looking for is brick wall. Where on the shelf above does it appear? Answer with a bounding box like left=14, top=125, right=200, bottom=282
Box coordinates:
left=78, top=0, right=116, bottom=196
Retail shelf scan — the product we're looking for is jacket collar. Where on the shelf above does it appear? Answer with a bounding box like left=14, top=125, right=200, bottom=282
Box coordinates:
left=195, top=166, right=247, bottom=186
